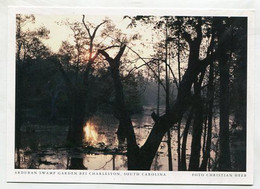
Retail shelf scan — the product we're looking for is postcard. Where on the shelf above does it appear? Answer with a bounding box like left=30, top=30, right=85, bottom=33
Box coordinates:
left=6, top=7, right=254, bottom=185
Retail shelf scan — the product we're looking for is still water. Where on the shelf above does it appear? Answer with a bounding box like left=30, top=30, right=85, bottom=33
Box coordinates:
left=17, top=106, right=193, bottom=171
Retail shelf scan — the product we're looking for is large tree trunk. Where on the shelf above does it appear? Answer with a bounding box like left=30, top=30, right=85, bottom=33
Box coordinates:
left=136, top=65, right=202, bottom=169
left=69, top=157, right=86, bottom=169
left=110, top=66, right=140, bottom=169
left=55, top=57, right=91, bottom=169
left=218, top=49, right=231, bottom=171
left=98, top=18, right=223, bottom=170
left=233, top=55, right=247, bottom=171
left=232, top=17, right=247, bottom=171
left=15, top=62, right=23, bottom=169
left=66, top=89, right=86, bottom=146
left=54, top=56, right=92, bottom=147
left=99, top=47, right=141, bottom=170
left=212, top=17, right=232, bottom=171
left=130, top=57, right=206, bottom=170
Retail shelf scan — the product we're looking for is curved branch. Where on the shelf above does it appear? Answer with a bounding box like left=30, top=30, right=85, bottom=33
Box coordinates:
left=90, top=45, right=121, bottom=62
left=92, top=20, right=107, bottom=39
left=115, top=44, right=126, bottom=62
left=82, top=15, right=107, bottom=40
left=98, top=49, right=113, bottom=63
left=82, top=15, right=91, bottom=38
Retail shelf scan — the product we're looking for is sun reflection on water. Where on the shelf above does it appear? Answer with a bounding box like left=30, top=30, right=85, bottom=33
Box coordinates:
left=83, top=121, right=98, bottom=145
left=83, top=121, right=108, bottom=146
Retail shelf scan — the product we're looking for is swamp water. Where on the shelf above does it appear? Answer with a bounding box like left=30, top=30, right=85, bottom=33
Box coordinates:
left=16, top=106, right=196, bottom=171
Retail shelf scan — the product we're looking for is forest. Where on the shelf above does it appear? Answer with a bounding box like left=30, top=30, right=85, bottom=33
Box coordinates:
left=15, top=14, right=247, bottom=171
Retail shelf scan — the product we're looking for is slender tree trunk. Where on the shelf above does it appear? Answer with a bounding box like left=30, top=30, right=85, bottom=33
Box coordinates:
left=157, top=60, right=160, bottom=116
left=15, top=59, right=24, bottom=168
left=202, top=104, right=208, bottom=155
left=15, top=95, right=22, bottom=168
left=177, top=121, right=181, bottom=170
left=167, top=131, right=173, bottom=171
left=177, top=21, right=182, bottom=170
left=180, top=108, right=193, bottom=171
left=188, top=65, right=206, bottom=171
left=15, top=17, right=23, bottom=168
left=16, top=15, right=22, bottom=64
left=50, top=89, right=60, bottom=123
left=200, top=62, right=214, bottom=170
left=113, top=155, right=116, bottom=170
left=165, top=24, right=173, bottom=171
left=188, top=91, right=204, bottom=171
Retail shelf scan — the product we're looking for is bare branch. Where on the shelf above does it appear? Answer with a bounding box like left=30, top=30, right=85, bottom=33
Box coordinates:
left=115, top=44, right=126, bottom=62
left=123, top=62, right=152, bottom=80
left=92, top=20, right=107, bottom=40
left=82, top=15, right=91, bottom=38
left=101, top=45, right=121, bottom=51
left=89, top=45, right=120, bottom=62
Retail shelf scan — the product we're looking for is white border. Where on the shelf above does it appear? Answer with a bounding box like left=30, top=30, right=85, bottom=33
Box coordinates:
left=6, top=7, right=254, bottom=185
